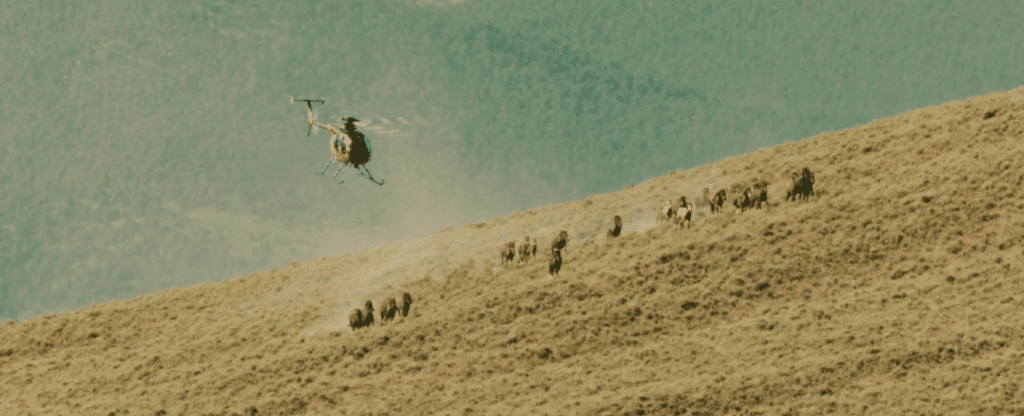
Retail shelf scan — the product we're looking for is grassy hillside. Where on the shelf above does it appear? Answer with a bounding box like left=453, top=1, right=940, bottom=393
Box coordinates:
left=2, top=87, right=1024, bottom=414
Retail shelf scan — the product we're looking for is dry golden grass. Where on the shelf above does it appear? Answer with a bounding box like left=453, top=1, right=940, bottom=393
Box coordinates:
left=3, top=87, right=1024, bottom=415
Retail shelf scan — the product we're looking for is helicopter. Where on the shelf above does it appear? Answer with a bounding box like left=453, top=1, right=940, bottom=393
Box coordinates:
left=293, top=98, right=385, bottom=186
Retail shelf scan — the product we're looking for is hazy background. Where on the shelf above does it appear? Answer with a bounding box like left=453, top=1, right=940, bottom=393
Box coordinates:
left=2, top=0, right=1021, bottom=322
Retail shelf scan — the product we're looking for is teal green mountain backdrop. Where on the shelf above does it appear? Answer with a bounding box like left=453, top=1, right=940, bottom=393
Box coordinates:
left=2, top=0, right=1022, bottom=321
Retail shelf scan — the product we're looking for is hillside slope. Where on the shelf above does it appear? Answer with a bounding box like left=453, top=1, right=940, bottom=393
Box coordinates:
left=3, top=87, right=1024, bottom=415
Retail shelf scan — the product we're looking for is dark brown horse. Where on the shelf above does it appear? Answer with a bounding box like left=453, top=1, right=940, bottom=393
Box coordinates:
left=735, top=188, right=752, bottom=213
left=787, top=168, right=816, bottom=202
left=606, top=215, right=623, bottom=238
left=548, top=231, right=569, bottom=278
left=799, top=167, right=815, bottom=200
left=711, top=189, right=726, bottom=213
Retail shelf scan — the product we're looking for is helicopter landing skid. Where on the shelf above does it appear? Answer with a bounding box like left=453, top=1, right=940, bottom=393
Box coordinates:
left=358, top=165, right=385, bottom=186
left=317, top=160, right=383, bottom=186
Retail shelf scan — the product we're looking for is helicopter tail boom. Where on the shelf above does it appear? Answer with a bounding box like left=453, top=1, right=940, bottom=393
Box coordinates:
left=294, top=99, right=324, bottom=136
